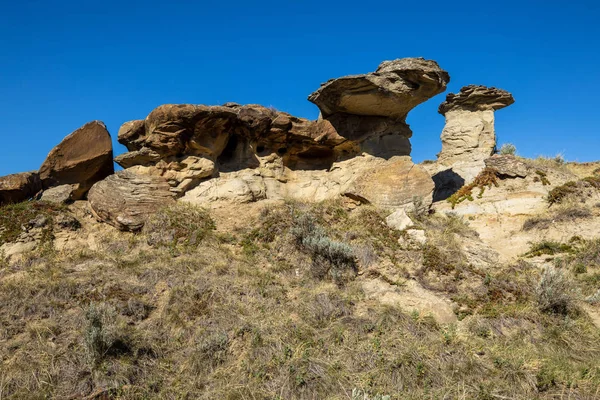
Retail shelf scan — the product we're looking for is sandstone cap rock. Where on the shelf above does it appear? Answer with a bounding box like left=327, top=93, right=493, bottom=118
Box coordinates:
left=438, top=85, right=514, bottom=115
left=308, top=57, right=450, bottom=119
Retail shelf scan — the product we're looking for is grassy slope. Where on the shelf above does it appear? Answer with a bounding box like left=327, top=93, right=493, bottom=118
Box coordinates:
left=0, top=201, right=599, bottom=399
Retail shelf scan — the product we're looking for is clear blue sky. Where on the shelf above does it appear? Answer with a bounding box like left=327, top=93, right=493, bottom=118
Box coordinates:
left=1, top=0, right=598, bottom=176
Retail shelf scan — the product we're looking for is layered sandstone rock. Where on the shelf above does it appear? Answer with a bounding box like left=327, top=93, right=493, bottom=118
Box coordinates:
left=117, top=58, right=448, bottom=209
left=0, top=172, right=42, bottom=205
left=427, top=85, right=514, bottom=201
left=88, top=170, right=175, bottom=231
left=39, top=121, right=114, bottom=199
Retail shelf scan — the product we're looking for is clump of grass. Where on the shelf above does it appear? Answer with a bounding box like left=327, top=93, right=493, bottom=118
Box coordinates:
left=523, top=204, right=592, bottom=231
left=83, top=303, right=132, bottom=367
left=582, top=175, right=600, bottom=189
left=535, top=266, right=577, bottom=315
left=144, top=203, right=215, bottom=248
left=0, top=200, right=65, bottom=245
left=448, top=167, right=500, bottom=209
left=524, top=240, right=573, bottom=257
left=546, top=181, right=578, bottom=205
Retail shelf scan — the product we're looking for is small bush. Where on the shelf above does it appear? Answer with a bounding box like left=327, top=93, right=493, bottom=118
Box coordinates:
left=291, top=210, right=357, bottom=282
left=535, top=266, right=577, bottom=315
left=448, top=167, right=500, bottom=208
left=498, top=143, right=517, bottom=155
left=523, top=205, right=592, bottom=231
left=0, top=201, right=65, bottom=245
left=83, top=303, right=131, bottom=366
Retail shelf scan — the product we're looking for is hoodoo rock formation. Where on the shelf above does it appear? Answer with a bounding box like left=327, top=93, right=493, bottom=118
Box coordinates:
left=4, top=57, right=523, bottom=232
left=112, top=58, right=449, bottom=218
left=426, top=85, right=514, bottom=200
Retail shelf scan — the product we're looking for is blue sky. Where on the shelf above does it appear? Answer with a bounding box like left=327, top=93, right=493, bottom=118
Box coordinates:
left=0, top=0, right=598, bottom=176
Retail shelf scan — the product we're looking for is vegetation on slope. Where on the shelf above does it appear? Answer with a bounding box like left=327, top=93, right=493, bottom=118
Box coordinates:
left=0, top=200, right=599, bottom=399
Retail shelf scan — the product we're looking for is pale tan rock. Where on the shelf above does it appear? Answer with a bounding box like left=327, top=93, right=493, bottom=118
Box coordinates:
left=385, top=209, right=414, bottom=231
left=40, top=184, right=77, bottom=204
left=345, top=156, right=435, bottom=209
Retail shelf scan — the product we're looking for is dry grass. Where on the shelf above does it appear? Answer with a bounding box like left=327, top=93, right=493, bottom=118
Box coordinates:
left=523, top=203, right=593, bottom=231
left=0, top=201, right=599, bottom=399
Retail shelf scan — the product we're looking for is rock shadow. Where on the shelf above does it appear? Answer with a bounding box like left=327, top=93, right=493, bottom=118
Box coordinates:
left=432, top=169, right=465, bottom=202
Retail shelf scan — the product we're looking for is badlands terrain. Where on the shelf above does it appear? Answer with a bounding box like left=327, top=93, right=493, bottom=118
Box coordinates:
left=0, top=58, right=599, bottom=399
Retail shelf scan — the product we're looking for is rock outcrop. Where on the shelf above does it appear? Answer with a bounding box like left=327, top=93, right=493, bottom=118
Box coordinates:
left=426, top=85, right=514, bottom=201
left=117, top=58, right=448, bottom=209
left=0, top=172, right=42, bottom=205
left=39, top=121, right=114, bottom=200
left=88, top=170, right=175, bottom=231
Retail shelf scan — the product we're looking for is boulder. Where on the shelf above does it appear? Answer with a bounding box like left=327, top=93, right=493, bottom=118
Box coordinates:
left=438, top=85, right=514, bottom=115
left=308, top=58, right=450, bottom=119
left=385, top=209, right=414, bottom=231
left=484, top=154, right=529, bottom=178
left=344, top=157, right=435, bottom=209
left=0, top=172, right=41, bottom=205
left=40, top=184, right=77, bottom=204
left=39, top=121, right=114, bottom=199
left=88, top=170, right=175, bottom=231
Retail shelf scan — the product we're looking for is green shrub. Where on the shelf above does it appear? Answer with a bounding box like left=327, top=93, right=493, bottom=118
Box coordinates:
left=448, top=167, right=500, bottom=208
left=498, top=143, right=517, bottom=155
left=291, top=211, right=357, bottom=282
left=546, top=181, right=578, bottom=205
left=83, top=303, right=131, bottom=366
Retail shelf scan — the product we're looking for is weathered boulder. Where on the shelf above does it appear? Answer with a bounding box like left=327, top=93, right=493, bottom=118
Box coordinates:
left=385, top=208, right=414, bottom=231
left=484, top=154, right=529, bottom=178
left=0, top=172, right=42, bottom=205
left=438, top=85, right=515, bottom=115
left=344, top=157, right=435, bottom=209
left=88, top=170, right=175, bottom=231
left=308, top=58, right=449, bottom=119
left=40, top=184, right=77, bottom=204
left=39, top=121, right=114, bottom=199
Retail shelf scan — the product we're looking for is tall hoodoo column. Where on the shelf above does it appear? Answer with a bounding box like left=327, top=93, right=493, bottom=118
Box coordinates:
left=436, top=85, right=514, bottom=180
